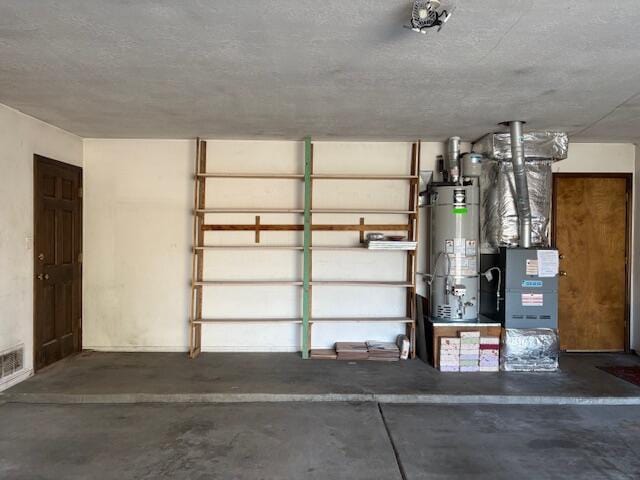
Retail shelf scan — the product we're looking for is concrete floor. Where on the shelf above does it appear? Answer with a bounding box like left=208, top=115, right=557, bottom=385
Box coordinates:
left=3, top=351, right=640, bottom=404
left=2, top=402, right=640, bottom=479
left=381, top=404, right=640, bottom=480
left=2, top=353, right=640, bottom=479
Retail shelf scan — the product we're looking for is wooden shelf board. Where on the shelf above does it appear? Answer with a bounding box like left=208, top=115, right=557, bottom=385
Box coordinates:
left=195, top=245, right=304, bottom=250
left=197, top=173, right=304, bottom=179
left=195, top=280, right=303, bottom=286
left=311, top=174, right=419, bottom=180
left=195, top=280, right=412, bottom=287
left=310, top=209, right=415, bottom=214
left=197, top=173, right=417, bottom=180
left=193, top=317, right=414, bottom=324
left=313, top=317, right=414, bottom=323
left=194, top=318, right=302, bottom=324
left=202, top=223, right=410, bottom=232
left=310, top=281, right=413, bottom=287
left=197, top=208, right=304, bottom=214
left=195, top=245, right=397, bottom=251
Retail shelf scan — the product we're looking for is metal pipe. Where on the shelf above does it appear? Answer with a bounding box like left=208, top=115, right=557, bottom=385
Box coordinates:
left=446, top=136, right=461, bottom=184
left=506, top=121, right=532, bottom=248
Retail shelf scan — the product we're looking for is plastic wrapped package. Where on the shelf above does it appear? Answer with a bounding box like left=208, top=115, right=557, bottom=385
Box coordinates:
left=473, top=131, right=568, bottom=161
left=479, top=160, right=553, bottom=253
left=501, top=328, right=559, bottom=372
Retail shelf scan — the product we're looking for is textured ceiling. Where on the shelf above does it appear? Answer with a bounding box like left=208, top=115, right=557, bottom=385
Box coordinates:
left=1, top=0, right=640, bottom=141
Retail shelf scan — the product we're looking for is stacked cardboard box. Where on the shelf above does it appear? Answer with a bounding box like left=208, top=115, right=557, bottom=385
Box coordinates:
left=439, top=337, right=461, bottom=372
left=459, top=331, right=480, bottom=372
left=479, top=337, right=500, bottom=371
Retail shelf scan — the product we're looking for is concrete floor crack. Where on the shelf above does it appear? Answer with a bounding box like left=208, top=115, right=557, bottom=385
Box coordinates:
left=377, top=402, right=408, bottom=480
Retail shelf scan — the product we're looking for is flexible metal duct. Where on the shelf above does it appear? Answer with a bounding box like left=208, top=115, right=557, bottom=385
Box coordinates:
left=473, top=130, right=568, bottom=253
left=507, top=121, right=532, bottom=248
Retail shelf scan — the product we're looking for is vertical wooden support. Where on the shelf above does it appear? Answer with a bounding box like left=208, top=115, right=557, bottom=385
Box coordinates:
left=189, top=139, right=206, bottom=358
left=308, top=144, right=314, bottom=352
left=406, top=141, right=421, bottom=359
left=255, top=216, right=261, bottom=243
left=301, top=136, right=312, bottom=358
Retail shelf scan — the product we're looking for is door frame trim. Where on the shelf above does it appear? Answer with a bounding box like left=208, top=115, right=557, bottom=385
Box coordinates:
left=551, top=172, right=633, bottom=352
left=33, top=154, right=83, bottom=370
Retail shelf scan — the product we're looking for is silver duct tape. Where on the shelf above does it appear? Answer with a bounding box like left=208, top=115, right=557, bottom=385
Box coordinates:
left=473, top=131, right=568, bottom=161
left=480, top=160, right=552, bottom=253
left=501, top=328, right=559, bottom=372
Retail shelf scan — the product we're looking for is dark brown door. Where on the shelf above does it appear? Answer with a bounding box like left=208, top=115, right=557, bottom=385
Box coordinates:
left=553, top=174, right=631, bottom=352
left=34, top=155, right=82, bottom=370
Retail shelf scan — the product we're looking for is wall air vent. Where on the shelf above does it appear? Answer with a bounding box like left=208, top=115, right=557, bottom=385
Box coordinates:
left=1, top=345, right=24, bottom=379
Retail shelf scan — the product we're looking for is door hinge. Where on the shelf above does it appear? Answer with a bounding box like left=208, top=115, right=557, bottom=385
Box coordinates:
left=78, top=187, right=83, bottom=198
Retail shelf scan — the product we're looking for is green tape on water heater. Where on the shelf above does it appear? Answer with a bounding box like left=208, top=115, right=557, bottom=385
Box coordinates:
left=452, top=188, right=467, bottom=214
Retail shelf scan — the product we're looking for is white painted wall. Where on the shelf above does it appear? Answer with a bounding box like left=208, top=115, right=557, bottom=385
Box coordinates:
left=553, top=143, right=636, bottom=173
left=83, top=139, right=438, bottom=351
left=0, top=104, right=82, bottom=390
left=82, top=140, right=194, bottom=351
left=83, top=139, right=636, bottom=353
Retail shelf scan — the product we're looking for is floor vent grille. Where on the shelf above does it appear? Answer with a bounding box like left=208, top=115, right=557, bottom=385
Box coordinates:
left=1, top=345, right=24, bottom=379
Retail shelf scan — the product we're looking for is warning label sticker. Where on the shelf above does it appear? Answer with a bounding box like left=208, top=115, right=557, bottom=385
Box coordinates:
left=522, top=293, right=544, bottom=307
left=445, top=239, right=454, bottom=254
left=526, top=259, right=539, bottom=276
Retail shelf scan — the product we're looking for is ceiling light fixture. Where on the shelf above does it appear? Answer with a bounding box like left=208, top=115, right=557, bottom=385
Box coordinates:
left=404, top=0, right=453, bottom=34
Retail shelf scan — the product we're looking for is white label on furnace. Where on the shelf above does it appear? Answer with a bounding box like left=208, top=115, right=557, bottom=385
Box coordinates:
left=522, top=293, right=544, bottom=307
left=526, top=259, right=538, bottom=276
left=537, top=249, right=559, bottom=278
left=445, top=239, right=454, bottom=254
left=454, top=238, right=466, bottom=255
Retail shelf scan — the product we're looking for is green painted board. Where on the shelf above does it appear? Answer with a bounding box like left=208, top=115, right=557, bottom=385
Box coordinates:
left=302, top=136, right=312, bottom=358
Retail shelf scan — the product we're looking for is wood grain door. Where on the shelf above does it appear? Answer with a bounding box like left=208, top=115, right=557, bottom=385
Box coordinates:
left=553, top=174, right=631, bottom=351
left=34, top=155, right=82, bottom=370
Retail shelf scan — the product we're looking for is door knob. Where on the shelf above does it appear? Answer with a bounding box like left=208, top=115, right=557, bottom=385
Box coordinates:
left=38, top=253, right=45, bottom=261
left=559, top=271, right=567, bottom=277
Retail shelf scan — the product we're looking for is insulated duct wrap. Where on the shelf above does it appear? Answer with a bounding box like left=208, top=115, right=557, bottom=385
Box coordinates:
left=474, top=131, right=568, bottom=161
left=474, top=131, right=568, bottom=253
left=501, top=328, right=559, bottom=372
left=479, top=160, right=553, bottom=252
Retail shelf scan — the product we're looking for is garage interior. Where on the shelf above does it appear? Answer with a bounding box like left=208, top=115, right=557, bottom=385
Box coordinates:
left=1, top=1, right=640, bottom=479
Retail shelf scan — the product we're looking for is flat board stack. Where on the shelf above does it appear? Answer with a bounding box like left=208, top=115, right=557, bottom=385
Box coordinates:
left=335, top=342, right=369, bottom=361
left=479, top=337, right=500, bottom=371
left=366, top=341, right=400, bottom=362
left=310, top=349, right=338, bottom=360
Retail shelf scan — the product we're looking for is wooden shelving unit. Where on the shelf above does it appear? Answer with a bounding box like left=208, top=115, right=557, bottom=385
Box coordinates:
left=188, top=138, right=421, bottom=359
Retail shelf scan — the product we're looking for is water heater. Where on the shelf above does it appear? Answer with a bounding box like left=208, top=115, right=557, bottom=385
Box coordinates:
left=426, top=141, right=481, bottom=322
